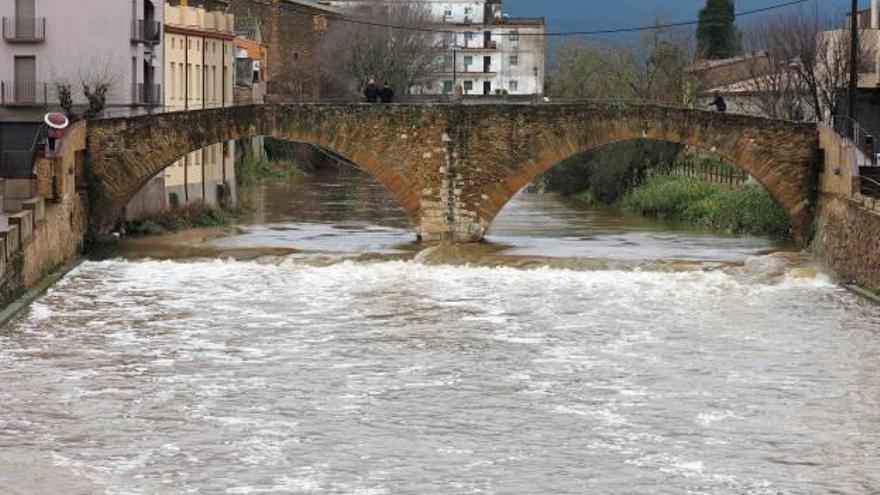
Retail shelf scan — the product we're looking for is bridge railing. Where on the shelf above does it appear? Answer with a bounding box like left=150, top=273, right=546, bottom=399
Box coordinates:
left=832, top=115, right=877, bottom=166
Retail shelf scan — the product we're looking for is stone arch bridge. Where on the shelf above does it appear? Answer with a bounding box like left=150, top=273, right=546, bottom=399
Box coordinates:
left=86, top=103, right=819, bottom=244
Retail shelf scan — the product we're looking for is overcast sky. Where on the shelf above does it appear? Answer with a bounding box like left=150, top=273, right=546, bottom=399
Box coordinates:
left=502, top=0, right=867, bottom=36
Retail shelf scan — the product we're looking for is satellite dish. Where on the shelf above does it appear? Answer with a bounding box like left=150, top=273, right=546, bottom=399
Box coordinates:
left=44, top=112, right=69, bottom=130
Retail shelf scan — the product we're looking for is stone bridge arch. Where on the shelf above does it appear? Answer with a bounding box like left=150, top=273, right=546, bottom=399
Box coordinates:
left=454, top=104, right=819, bottom=245
left=87, top=103, right=819, bottom=244
left=86, top=104, right=450, bottom=236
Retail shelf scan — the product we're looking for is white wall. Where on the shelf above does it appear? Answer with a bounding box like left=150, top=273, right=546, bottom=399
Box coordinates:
left=0, top=0, right=163, bottom=110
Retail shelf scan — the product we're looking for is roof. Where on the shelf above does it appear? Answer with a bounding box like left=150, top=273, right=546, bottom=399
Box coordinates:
left=688, top=51, right=768, bottom=73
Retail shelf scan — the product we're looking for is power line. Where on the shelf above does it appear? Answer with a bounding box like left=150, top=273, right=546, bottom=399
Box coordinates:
left=255, top=0, right=816, bottom=37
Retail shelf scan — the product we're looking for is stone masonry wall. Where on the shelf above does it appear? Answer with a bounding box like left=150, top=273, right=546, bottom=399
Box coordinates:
left=88, top=103, right=820, bottom=244
left=0, top=123, right=87, bottom=308
left=227, top=0, right=335, bottom=101
left=813, top=196, right=880, bottom=290
left=813, top=125, right=880, bottom=292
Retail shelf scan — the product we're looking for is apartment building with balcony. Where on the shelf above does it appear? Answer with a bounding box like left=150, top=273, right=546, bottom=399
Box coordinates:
left=126, top=0, right=236, bottom=220
left=0, top=0, right=163, bottom=117
left=0, top=0, right=163, bottom=215
left=322, top=0, right=545, bottom=97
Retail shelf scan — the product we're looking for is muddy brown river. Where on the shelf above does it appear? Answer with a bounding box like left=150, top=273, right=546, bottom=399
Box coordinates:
left=0, top=167, right=878, bottom=494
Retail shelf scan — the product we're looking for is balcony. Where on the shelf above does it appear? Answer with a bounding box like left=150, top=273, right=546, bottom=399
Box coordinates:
left=132, top=19, right=161, bottom=44
left=2, top=17, right=46, bottom=43
left=1, top=81, right=48, bottom=107
left=133, top=83, right=161, bottom=106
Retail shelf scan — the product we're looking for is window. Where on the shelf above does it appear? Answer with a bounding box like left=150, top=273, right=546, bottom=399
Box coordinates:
left=170, top=63, right=176, bottom=99
left=13, top=56, right=36, bottom=104
left=443, top=80, right=454, bottom=93
left=463, top=55, right=473, bottom=66
left=463, top=80, right=473, bottom=91
left=509, top=29, right=519, bottom=41
left=464, top=31, right=474, bottom=41
left=509, top=80, right=518, bottom=92
left=172, top=38, right=175, bottom=49
left=464, top=7, right=473, bottom=16
left=509, top=55, right=519, bottom=66
left=443, top=4, right=452, bottom=17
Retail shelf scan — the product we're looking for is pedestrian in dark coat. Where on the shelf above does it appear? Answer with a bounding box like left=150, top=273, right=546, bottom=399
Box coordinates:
left=709, top=91, right=727, bottom=113
left=364, top=78, right=379, bottom=103
left=379, top=82, right=395, bottom=103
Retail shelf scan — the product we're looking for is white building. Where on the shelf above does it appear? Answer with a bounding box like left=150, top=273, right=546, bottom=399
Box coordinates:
left=322, top=0, right=545, bottom=97
left=0, top=0, right=163, bottom=119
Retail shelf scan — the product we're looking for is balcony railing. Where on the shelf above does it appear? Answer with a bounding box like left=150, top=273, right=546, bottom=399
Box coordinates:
left=133, top=83, right=162, bottom=105
left=833, top=115, right=877, bottom=166
left=132, top=19, right=161, bottom=44
left=2, top=17, right=46, bottom=42
left=1, top=81, right=48, bottom=107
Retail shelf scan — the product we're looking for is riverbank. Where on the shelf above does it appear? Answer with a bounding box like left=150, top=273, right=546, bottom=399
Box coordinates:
left=124, top=202, right=250, bottom=237
left=0, top=258, right=82, bottom=328
left=615, top=177, right=790, bottom=238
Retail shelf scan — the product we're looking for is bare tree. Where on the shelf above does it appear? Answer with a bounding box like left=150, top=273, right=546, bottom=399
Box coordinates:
left=78, top=55, right=121, bottom=118
left=318, top=3, right=446, bottom=98
left=549, top=23, right=693, bottom=105
left=751, top=9, right=869, bottom=122
left=736, top=27, right=806, bottom=120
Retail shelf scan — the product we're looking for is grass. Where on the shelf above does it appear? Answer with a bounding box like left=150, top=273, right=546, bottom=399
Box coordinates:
left=124, top=201, right=249, bottom=237
left=617, top=177, right=791, bottom=237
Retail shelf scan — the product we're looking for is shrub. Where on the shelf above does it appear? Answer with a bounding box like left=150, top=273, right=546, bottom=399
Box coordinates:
left=618, top=177, right=790, bottom=237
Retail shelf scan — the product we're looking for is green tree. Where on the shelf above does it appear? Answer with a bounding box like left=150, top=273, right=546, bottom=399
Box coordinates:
left=697, top=0, right=741, bottom=59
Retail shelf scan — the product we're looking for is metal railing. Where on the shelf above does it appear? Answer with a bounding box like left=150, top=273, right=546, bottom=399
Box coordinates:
left=0, top=81, right=48, bottom=107
left=832, top=115, right=877, bottom=166
left=859, top=174, right=880, bottom=198
left=2, top=16, right=45, bottom=42
left=131, top=19, right=161, bottom=44
left=133, top=83, right=162, bottom=105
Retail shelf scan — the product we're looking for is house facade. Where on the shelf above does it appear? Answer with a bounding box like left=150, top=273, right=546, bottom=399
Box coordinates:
left=0, top=0, right=163, bottom=119
left=126, top=0, right=237, bottom=221
left=0, top=0, right=163, bottom=214
left=321, top=0, right=546, bottom=97
left=226, top=0, right=339, bottom=101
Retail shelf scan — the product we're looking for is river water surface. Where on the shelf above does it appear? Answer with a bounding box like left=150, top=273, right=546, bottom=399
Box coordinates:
left=1, top=168, right=879, bottom=494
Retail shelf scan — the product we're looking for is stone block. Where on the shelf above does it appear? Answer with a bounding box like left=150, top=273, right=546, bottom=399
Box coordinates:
left=22, top=197, right=45, bottom=224
left=7, top=211, right=33, bottom=244
left=0, top=225, right=20, bottom=258
left=3, top=179, right=35, bottom=201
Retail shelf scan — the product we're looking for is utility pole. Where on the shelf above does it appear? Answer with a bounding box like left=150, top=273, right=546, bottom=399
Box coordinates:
left=848, top=0, right=859, bottom=137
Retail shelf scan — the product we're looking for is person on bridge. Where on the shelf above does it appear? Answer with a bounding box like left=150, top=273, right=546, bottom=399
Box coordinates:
left=379, top=82, right=395, bottom=103
left=364, top=78, right=379, bottom=103
left=709, top=91, right=727, bottom=113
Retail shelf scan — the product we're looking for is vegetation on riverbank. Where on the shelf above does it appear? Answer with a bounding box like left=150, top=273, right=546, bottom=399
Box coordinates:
left=124, top=201, right=250, bottom=237
left=617, top=176, right=790, bottom=237
left=237, top=151, right=308, bottom=186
